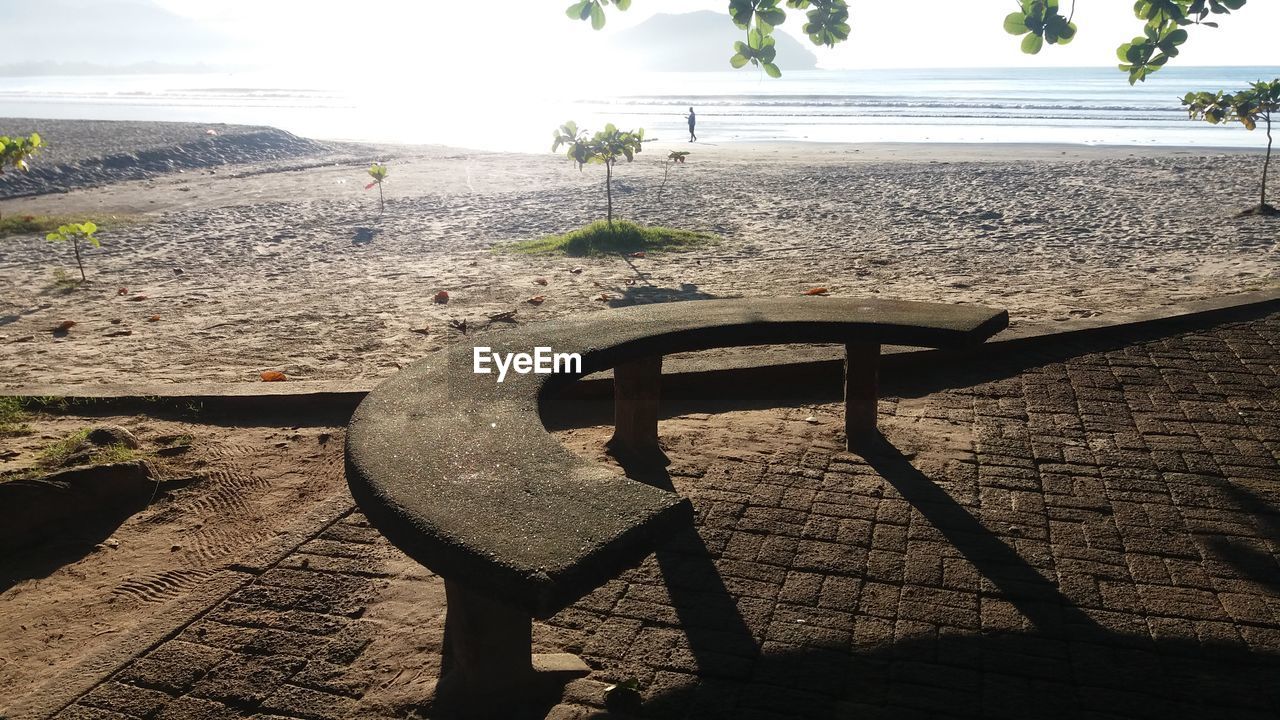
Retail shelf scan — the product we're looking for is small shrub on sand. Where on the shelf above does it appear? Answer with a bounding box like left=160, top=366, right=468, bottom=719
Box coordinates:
left=1184, top=79, right=1280, bottom=216
left=552, top=121, right=644, bottom=230
left=659, top=150, right=690, bottom=200
left=46, top=222, right=100, bottom=282
left=506, top=219, right=715, bottom=257
left=366, top=163, right=389, bottom=214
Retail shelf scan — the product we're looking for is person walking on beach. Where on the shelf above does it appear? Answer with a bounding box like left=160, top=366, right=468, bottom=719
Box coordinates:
left=686, top=107, right=697, bottom=142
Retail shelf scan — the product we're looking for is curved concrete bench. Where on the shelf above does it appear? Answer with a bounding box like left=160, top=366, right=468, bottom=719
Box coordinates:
left=345, top=298, right=1007, bottom=714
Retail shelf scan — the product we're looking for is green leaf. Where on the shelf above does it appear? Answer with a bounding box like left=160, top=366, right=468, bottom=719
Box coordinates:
left=590, top=2, right=606, bottom=30
left=763, top=62, right=782, bottom=78
left=566, top=1, right=590, bottom=19
left=1003, top=12, right=1029, bottom=34
left=1021, top=33, right=1044, bottom=54
left=47, top=232, right=61, bottom=242
left=614, top=0, right=631, bottom=9
left=757, top=8, right=786, bottom=30
left=730, top=52, right=750, bottom=68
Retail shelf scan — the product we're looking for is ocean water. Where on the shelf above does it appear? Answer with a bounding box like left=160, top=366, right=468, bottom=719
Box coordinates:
left=1, top=66, right=1276, bottom=152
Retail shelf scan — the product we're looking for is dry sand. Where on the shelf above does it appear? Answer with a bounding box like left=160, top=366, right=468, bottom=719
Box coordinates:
left=1, top=121, right=1276, bottom=387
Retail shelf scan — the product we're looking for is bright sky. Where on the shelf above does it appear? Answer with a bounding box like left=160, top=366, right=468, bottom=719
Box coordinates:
left=153, top=0, right=1279, bottom=74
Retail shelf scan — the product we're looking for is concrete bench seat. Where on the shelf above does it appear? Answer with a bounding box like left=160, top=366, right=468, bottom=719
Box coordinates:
left=345, top=297, right=1007, bottom=715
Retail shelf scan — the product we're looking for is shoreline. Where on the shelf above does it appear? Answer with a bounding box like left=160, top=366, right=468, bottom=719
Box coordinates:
left=1, top=117, right=1273, bottom=209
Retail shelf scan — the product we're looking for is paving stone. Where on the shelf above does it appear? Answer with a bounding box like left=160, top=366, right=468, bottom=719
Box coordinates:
left=79, top=681, right=172, bottom=717
left=114, top=641, right=228, bottom=693
left=258, top=684, right=358, bottom=720
left=155, top=695, right=244, bottom=720
left=189, top=654, right=305, bottom=705
left=52, top=706, right=136, bottom=720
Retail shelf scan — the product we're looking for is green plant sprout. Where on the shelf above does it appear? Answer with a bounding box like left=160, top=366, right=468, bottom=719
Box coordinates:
left=366, top=163, right=389, bottom=213
left=658, top=150, right=690, bottom=200
left=1184, top=79, right=1279, bottom=215
left=46, top=222, right=100, bottom=282
left=0, top=132, right=41, bottom=173
left=0, top=132, right=43, bottom=221
left=567, top=0, right=1248, bottom=82
left=552, top=121, right=645, bottom=231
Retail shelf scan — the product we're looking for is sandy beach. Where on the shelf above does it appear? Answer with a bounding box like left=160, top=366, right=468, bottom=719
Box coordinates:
left=1, top=119, right=1275, bottom=387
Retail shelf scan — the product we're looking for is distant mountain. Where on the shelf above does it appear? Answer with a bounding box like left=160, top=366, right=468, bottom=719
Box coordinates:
left=612, top=11, right=819, bottom=72
left=0, top=1, right=234, bottom=66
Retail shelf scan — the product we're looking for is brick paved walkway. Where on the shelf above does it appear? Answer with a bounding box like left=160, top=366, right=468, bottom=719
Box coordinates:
left=36, top=311, right=1280, bottom=720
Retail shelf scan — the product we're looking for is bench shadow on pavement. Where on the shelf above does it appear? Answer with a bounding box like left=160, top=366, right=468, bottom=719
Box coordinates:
left=561, top=304, right=1280, bottom=718
left=607, top=439, right=1280, bottom=720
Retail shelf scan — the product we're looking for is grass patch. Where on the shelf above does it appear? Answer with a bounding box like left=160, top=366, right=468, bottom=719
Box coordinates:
left=0, top=423, right=148, bottom=484
left=34, top=428, right=138, bottom=469
left=0, top=396, right=33, bottom=435
left=505, top=220, right=717, bottom=257
left=1, top=213, right=140, bottom=240
left=93, top=443, right=141, bottom=464
left=38, top=428, right=92, bottom=467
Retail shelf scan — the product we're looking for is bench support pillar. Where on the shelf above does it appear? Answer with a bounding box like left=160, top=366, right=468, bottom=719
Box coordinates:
left=844, top=342, right=880, bottom=449
left=608, top=355, right=665, bottom=463
left=436, top=581, right=589, bottom=718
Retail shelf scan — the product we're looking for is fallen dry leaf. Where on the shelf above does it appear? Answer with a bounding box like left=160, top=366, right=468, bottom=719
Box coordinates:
left=105, top=330, right=133, bottom=338
left=117, top=287, right=128, bottom=296
left=260, top=371, right=287, bottom=382
left=629, top=251, right=646, bottom=258
left=147, top=315, right=161, bottom=322
left=127, top=294, right=148, bottom=302
left=109, top=318, right=123, bottom=324
left=805, top=287, right=829, bottom=296
left=570, top=267, right=583, bottom=274
left=410, top=327, right=430, bottom=335
left=534, top=277, right=548, bottom=286
left=448, top=319, right=469, bottom=335
left=54, top=320, right=76, bottom=332
left=433, top=290, right=450, bottom=304
left=596, top=294, right=612, bottom=302
left=488, top=310, right=517, bottom=323
left=527, top=295, right=546, bottom=305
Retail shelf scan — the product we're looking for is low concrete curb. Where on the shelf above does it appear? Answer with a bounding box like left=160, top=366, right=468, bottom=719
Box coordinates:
left=3, top=288, right=1277, bottom=411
